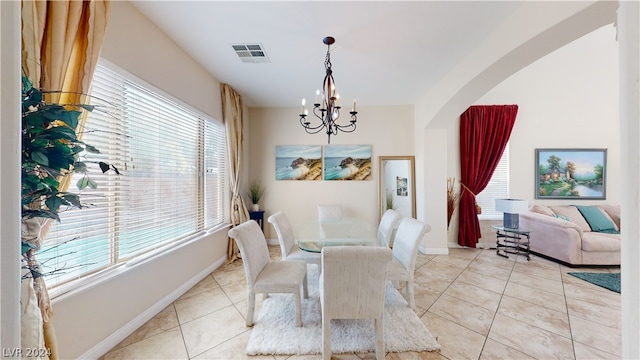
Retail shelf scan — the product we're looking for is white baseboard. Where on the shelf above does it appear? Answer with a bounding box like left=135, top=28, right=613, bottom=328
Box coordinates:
left=80, top=256, right=227, bottom=359
left=448, top=241, right=496, bottom=249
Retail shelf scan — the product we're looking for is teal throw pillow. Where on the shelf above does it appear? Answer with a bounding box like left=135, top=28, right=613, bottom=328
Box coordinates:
left=552, top=214, right=571, bottom=222
left=575, top=205, right=617, bottom=232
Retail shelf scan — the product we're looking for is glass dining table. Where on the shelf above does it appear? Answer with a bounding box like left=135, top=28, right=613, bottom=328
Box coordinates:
left=297, top=217, right=385, bottom=253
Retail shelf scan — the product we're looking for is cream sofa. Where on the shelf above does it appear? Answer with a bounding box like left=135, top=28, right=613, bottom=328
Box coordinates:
left=518, top=204, right=620, bottom=266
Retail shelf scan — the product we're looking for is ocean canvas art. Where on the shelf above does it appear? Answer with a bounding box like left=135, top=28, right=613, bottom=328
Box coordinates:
left=323, top=145, right=372, bottom=181
left=275, top=145, right=322, bottom=180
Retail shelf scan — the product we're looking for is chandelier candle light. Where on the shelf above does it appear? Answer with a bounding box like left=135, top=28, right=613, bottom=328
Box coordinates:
left=299, top=36, right=357, bottom=144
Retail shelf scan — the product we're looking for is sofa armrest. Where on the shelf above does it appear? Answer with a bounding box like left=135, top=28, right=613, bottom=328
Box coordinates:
left=519, top=211, right=584, bottom=264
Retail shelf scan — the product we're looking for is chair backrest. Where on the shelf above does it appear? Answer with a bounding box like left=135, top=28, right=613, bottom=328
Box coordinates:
left=391, top=218, right=427, bottom=272
left=318, top=204, right=342, bottom=222
left=228, top=220, right=270, bottom=287
left=267, top=211, right=296, bottom=258
left=321, top=246, right=392, bottom=319
left=378, top=209, right=402, bottom=247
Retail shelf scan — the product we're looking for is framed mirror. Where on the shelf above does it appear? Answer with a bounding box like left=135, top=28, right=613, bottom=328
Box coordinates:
left=378, top=156, right=416, bottom=220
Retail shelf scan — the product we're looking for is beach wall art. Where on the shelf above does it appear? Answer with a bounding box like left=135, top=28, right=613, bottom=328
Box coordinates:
left=323, top=145, right=372, bottom=181
left=275, top=145, right=322, bottom=180
left=535, top=148, right=607, bottom=199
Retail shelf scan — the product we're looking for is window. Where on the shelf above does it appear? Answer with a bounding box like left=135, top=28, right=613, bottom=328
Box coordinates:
left=39, top=62, right=226, bottom=290
left=476, top=144, right=509, bottom=219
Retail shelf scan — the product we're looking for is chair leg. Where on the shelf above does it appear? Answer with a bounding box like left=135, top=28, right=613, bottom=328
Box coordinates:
left=375, top=317, right=384, bottom=360
left=293, top=290, right=302, bottom=327
left=407, top=280, right=415, bottom=309
left=302, top=273, right=309, bottom=299
left=323, top=316, right=331, bottom=360
left=246, top=290, right=256, bottom=327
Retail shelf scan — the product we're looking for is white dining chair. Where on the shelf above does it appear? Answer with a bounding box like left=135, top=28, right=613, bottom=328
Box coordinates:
left=378, top=209, right=402, bottom=247
left=268, top=211, right=322, bottom=272
left=228, top=220, right=308, bottom=327
left=320, top=246, right=392, bottom=360
left=386, top=217, right=427, bottom=309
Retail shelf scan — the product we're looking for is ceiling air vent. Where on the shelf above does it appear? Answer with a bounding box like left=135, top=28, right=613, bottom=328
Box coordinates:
left=231, top=43, right=270, bottom=63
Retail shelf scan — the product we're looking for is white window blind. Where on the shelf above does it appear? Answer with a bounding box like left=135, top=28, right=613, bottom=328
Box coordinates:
left=40, top=63, right=226, bottom=289
left=476, top=144, right=509, bottom=219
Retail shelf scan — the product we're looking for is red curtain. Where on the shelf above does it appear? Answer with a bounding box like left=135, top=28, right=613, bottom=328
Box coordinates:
left=458, top=105, right=518, bottom=247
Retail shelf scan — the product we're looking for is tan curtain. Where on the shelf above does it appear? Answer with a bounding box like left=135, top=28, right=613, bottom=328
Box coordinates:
left=21, top=1, right=111, bottom=358
left=221, top=84, right=249, bottom=261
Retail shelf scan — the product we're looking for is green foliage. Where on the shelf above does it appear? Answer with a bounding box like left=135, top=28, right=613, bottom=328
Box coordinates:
left=21, top=75, right=117, bottom=222
left=247, top=181, right=265, bottom=204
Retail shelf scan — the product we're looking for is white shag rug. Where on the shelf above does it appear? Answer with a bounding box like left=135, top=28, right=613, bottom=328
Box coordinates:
left=245, top=266, right=441, bottom=355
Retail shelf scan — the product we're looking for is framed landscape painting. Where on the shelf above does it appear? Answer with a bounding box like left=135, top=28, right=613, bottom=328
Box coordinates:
left=275, top=145, right=322, bottom=180
left=535, top=148, right=607, bottom=199
left=323, top=145, right=372, bottom=181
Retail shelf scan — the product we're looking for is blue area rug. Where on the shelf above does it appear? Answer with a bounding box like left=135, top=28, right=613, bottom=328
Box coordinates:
left=568, top=272, right=620, bottom=293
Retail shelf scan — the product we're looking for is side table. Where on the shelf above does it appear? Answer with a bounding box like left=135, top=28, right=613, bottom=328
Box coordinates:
left=249, top=210, right=265, bottom=232
left=492, top=225, right=532, bottom=261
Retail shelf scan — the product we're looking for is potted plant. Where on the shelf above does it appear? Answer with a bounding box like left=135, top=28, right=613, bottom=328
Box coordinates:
left=247, top=181, right=265, bottom=211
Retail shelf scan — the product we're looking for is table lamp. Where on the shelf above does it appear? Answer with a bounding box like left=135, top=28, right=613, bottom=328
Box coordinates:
left=495, top=199, right=528, bottom=229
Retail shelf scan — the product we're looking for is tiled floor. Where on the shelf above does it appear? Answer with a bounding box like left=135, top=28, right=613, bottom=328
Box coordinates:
left=101, top=246, right=621, bottom=359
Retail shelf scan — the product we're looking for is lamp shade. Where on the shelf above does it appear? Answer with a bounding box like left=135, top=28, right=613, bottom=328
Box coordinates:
left=495, top=199, right=528, bottom=214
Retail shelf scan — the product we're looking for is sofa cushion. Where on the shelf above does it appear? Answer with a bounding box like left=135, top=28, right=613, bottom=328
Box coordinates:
left=598, top=204, right=621, bottom=230
left=550, top=206, right=592, bottom=232
left=575, top=205, right=619, bottom=233
left=529, top=204, right=556, bottom=217
left=582, top=232, right=621, bottom=252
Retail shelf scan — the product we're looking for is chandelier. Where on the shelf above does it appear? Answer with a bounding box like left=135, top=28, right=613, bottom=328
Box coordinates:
left=299, top=36, right=357, bottom=144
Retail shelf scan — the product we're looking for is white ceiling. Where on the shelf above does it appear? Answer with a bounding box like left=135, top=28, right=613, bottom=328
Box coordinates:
left=130, top=1, right=524, bottom=108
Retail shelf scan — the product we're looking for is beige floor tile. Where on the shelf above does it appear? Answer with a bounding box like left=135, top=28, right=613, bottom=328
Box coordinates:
left=180, top=274, right=222, bottom=300
left=103, top=327, right=188, bottom=360
left=219, top=277, right=248, bottom=304
left=563, top=282, right=621, bottom=310
left=455, top=269, right=508, bottom=294
left=211, top=260, right=246, bottom=286
left=466, top=260, right=512, bottom=281
left=512, top=261, right=562, bottom=282
left=413, top=268, right=456, bottom=293
left=112, top=304, right=180, bottom=350
left=175, top=286, right=234, bottom=324
left=422, top=260, right=465, bottom=279
left=497, top=295, right=571, bottom=338
left=412, top=283, right=442, bottom=311
left=508, top=270, right=565, bottom=295
left=386, top=350, right=446, bottom=359
left=479, top=338, right=535, bottom=360
left=428, top=294, right=495, bottom=336
left=181, top=304, right=248, bottom=357
left=443, top=280, right=502, bottom=312
left=488, top=313, right=574, bottom=359
left=566, top=296, right=621, bottom=329
left=573, top=340, right=619, bottom=360
left=431, top=254, right=473, bottom=269
left=191, top=330, right=266, bottom=359
left=569, top=315, right=621, bottom=357
left=446, top=247, right=483, bottom=261
left=503, top=281, right=567, bottom=313
left=421, top=312, right=486, bottom=360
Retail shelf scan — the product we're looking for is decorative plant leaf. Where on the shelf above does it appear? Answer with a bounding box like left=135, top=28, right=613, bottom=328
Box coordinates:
left=60, top=193, right=82, bottom=208
left=99, top=162, right=110, bottom=173
left=77, top=176, right=91, bottom=190
left=38, top=126, right=77, bottom=141
left=31, top=151, right=49, bottom=166
left=87, top=178, right=98, bottom=190
left=84, top=144, right=100, bottom=154
left=22, top=209, right=60, bottom=222
left=73, top=161, right=88, bottom=173
left=45, top=196, right=64, bottom=214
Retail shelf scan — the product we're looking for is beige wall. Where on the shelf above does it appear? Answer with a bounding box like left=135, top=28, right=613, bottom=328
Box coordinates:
left=248, top=105, right=414, bottom=241
left=50, top=3, right=230, bottom=359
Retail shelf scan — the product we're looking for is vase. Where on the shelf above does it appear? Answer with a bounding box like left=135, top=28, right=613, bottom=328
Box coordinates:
left=251, top=203, right=259, bottom=211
